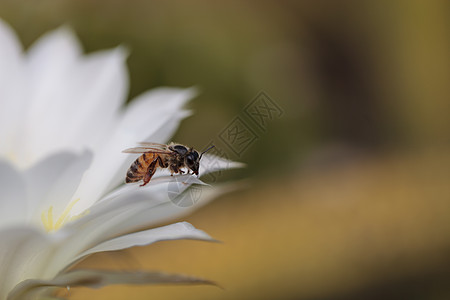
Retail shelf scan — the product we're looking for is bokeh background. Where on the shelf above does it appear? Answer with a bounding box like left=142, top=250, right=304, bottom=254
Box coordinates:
left=2, top=0, right=450, bottom=299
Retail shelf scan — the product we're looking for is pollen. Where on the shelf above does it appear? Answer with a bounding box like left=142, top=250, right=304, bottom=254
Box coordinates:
left=41, top=198, right=86, bottom=232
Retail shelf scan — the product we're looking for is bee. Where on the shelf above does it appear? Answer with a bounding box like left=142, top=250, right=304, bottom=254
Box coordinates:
left=122, top=142, right=215, bottom=186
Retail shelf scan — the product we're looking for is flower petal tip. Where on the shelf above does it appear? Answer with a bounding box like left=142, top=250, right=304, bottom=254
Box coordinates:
left=114, top=44, right=131, bottom=59
left=228, top=161, right=247, bottom=169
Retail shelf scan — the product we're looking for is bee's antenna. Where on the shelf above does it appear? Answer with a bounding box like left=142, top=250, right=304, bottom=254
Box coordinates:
left=200, top=145, right=215, bottom=159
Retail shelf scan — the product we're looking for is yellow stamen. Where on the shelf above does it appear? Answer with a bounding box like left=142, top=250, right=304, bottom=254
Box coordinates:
left=47, top=206, right=53, bottom=227
left=41, top=199, right=87, bottom=232
left=41, top=211, right=49, bottom=230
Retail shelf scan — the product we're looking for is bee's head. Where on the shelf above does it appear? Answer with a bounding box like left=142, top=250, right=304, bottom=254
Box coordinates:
left=185, top=151, right=200, bottom=175
left=185, top=145, right=215, bottom=176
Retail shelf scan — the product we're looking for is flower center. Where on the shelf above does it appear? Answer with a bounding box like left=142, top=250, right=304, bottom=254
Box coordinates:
left=41, top=198, right=85, bottom=232
left=6, top=151, right=19, bottom=165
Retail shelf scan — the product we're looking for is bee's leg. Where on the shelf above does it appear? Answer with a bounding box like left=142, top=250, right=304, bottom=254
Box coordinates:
left=172, top=164, right=181, bottom=175
left=157, top=156, right=167, bottom=168
left=141, top=159, right=158, bottom=187
left=169, top=164, right=177, bottom=176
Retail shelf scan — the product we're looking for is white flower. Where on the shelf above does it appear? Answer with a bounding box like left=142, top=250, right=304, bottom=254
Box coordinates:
left=0, top=20, right=242, bottom=299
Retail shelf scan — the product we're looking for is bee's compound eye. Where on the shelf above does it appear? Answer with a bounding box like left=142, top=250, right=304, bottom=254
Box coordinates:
left=192, top=151, right=199, bottom=160
left=186, top=154, right=194, bottom=165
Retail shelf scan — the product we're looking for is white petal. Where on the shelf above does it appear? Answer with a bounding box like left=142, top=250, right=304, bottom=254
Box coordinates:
left=54, top=183, right=237, bottom=274
left=44, top=176, right=205, bottom=273
left=106, top=182, right=242, bottom=235
left=63, top=179, right=229, bottom=264
left=0, top=227, right=52, bottom=299
left=20, top=34, right=127, bottom=167
left=75, top=222, right=213, bottom=260
left=8, top=269, right=214, bottom=300
left=27, top=26, right=81, bottom=64
left=0, top=19, right=25, bottom=157
left=199, top=153, right=245, bottom=176
left=0, top=161, right=28, bottom=228
left=56, top=47, right=128, bottom=150
left=24, top=151, right=92, bottom=224
left=119, top=87, right=197, bottom=134
left=72, top=175, right=207, bottom=240
left=41, top=194, right=157, bottom=277
left=71, top=87, right=197, bottom=215
left=73, top=174, right=204, bottom=227
left=100, top=174, right=207, bottom=204
left=23, top=152, right=76, bottom=218
left=20, top=26, right=82, bottom=165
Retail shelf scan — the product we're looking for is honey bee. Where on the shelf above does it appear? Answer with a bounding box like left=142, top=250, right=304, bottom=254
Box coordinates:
left=123, top=142, right=215, bottom=186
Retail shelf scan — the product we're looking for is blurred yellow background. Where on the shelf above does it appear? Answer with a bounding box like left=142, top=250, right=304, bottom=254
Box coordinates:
left=1, top=0, right=450, bottom=299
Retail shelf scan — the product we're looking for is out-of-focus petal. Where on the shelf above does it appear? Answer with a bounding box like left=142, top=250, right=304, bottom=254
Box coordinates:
left=0, top=161, right=28, bottom=228
left=119, top=87, right=197, bottom=134
left=0, top=19, right=22, bottom=105
left=8, top=269, right=215, bottom=300
left=57, top=47, right=128, bottom=150
left=0, top=20, right=25, bottom=158
left=20, top=27, right=82, bottom=165
left=23, top=152, right=76, bottom=218
left=26, top=26, right=81, bottom=64
left=0, top=227, right=51, bottom=299
left=24, top=151, right=92, bottom=225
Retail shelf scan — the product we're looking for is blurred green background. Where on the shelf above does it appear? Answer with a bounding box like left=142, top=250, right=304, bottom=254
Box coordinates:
left=2, top=0, right=450, bottom=299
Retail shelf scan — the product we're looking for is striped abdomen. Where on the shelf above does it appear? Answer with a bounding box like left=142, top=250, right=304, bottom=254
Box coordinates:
left=126, top=152, right=159, bottom=183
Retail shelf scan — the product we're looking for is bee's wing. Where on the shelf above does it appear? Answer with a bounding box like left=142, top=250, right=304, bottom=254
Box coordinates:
left=122, top=147, right=172, bottom=154
left=137, top=142, right=168, bottom=149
